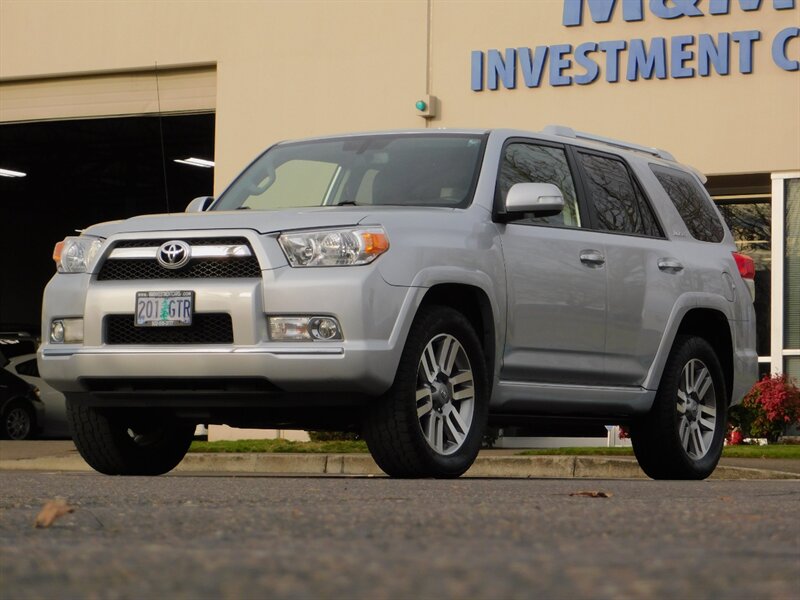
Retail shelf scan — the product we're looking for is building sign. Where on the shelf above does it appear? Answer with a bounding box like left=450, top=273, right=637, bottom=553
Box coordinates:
left=471, top=0, right=799, bottom=90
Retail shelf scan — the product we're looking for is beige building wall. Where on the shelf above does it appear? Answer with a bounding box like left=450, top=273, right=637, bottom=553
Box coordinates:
left=433, top=1, right=800, bottom=175
left=1, top=0, right=798, bottom=183
left=0, top=0, right=429, bottom=189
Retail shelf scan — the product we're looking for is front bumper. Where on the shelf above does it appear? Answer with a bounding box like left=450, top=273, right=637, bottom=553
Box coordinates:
left=39, top=342, right=397, bottom=395
left=39, top=232, right=420, bottom=400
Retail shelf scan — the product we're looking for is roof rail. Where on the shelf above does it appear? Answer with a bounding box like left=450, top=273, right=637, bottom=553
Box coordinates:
left=542, top=125, right=676, bottom=162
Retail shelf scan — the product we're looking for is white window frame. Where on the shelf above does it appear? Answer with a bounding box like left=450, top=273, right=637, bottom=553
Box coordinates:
left=770, top=171, right=800, bottom=374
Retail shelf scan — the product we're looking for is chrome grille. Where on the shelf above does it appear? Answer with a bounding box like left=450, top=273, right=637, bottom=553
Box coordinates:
left=105, top=314, right=234, bottom=345
left=112, top=238, right=249, bottom=248
left=96, top=237, right=261, bottom=280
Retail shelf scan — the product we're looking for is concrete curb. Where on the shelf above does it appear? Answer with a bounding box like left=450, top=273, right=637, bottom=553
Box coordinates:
left=1, top=453, right=798, bottom=480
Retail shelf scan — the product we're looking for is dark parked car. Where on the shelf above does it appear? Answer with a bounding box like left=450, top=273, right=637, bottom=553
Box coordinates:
left=0, top=349, right=44, bottom=440
left=5, top=354, right=69, bottom=438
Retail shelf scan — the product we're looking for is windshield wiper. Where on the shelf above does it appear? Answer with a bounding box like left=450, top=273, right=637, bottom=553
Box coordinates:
left=334, top=201, right=359, bottom=207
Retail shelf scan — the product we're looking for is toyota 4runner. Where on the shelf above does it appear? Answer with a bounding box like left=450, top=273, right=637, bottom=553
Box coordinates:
left=39, top=126, right=758, bottom=479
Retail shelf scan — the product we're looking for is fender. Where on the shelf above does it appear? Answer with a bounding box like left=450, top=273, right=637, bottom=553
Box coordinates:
left=643, top=291, right=735, bottom=391
left=384, top=266, right=506, bottom=386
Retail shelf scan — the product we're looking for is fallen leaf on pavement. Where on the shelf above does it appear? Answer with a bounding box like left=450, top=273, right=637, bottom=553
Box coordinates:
left=34, top=499, right=75, bottom=528
left=569, top=491, right=613, bottom=498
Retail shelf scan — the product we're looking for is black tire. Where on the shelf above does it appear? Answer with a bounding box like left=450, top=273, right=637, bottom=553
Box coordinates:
left=66, top=399, right=194, bottom=476
left=363, top=305, right=489, bottom=478
left=0, top=399, right=36, bottom=440
left=631, top=335, right=727, bottom=480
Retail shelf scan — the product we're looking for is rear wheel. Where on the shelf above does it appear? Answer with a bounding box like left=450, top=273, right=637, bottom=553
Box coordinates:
left=67, top=400, right=194, bottom=475
left=631, top=335, right=726, bottom=480
left=1, top=399, right=36, bottom=440
left=363, top=305, right=488, bottom=478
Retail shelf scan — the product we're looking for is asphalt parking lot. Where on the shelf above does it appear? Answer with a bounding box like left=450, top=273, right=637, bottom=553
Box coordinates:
left=1, top=472, right=798, bottom=599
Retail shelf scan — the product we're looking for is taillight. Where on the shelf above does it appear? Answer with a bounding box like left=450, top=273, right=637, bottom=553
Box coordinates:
left=732, top=252, right=755, bottom=280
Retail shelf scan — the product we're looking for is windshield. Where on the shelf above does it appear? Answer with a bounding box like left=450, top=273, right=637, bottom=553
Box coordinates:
left=213, top=133, right=487, bottom=211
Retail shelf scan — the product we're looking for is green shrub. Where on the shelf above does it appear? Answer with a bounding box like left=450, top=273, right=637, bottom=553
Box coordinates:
left=307, top=431, right=361, bottom=442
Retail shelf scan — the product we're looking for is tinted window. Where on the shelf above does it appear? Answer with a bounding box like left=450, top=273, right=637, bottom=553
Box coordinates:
left=578, top=153, right=661, bottom=237
left=14, top=358, right=40, bottom=378
left=497, top=143, right=581, bottom=227
left=651, top=165, right=724, bottom=242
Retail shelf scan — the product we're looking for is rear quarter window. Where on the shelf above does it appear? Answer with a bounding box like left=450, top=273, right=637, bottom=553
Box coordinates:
left=650, top=164, right=724, bottom=243
left=577, top=152, right=661, bottom=237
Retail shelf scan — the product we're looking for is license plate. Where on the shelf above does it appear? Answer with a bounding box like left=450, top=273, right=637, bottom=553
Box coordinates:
left=135, top=291, right=194, bottom=327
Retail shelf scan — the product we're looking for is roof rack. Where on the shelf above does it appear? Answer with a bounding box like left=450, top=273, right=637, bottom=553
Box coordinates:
left=542, top=125, right=676, bottom=162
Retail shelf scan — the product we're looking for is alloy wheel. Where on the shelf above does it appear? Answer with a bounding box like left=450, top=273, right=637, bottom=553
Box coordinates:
left=416, top=334, right=475, bottom=456
left=676, top=358, right=717, bottom=460
left=5, top=406, right=32, bottom=440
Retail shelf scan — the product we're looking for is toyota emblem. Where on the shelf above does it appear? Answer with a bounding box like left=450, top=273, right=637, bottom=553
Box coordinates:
left=157, top=240, right=191, bottom=269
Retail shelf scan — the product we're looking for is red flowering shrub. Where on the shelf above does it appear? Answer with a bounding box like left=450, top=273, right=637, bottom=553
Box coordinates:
left=725, top=426, right=744, bottom=445
left=739, top=374, right=800, bottom=443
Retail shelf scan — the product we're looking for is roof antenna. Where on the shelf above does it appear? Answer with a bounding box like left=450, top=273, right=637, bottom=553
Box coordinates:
left=154, top=61, right=171, bottom=212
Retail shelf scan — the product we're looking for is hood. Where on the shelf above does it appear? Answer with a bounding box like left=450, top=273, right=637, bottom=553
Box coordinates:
left=81, top=207, right=372, bottom=238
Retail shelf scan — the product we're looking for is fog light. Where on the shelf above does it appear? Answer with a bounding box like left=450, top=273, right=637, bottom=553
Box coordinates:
left=50, top=318, right=84, bottom=344
left=50, top=320, right=65, bottom=343
left=268, top=316, right=343, bottom=341
left=309, top=317, right=340, bottom=340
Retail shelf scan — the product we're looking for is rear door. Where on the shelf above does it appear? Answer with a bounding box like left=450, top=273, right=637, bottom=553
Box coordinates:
left=573, top=150, right=681, bottom=386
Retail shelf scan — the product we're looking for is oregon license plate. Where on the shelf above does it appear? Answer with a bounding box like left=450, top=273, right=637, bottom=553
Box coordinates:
left=135, top=291, right=194, bottom=327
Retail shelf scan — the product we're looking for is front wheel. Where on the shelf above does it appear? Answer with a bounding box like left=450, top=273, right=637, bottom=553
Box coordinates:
left=363, top=305, right=489, bottom=478
left=631, top=335, right=727, bottom=480
left=67, top=400, right=194, bottom=475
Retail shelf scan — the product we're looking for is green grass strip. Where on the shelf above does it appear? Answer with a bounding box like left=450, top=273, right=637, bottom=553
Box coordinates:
left=517, top=445, right=800, bottom=459
left=517, top=447, right=636, bottom=456
left=190, top=439, right=799, bottom=459
left=190, top=439, right=368, bottom=454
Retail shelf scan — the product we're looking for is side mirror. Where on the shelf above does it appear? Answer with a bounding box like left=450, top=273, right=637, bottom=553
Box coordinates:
left=185, top=196, right=214, bottom=213
left=504, top=183, right=564, bottom=217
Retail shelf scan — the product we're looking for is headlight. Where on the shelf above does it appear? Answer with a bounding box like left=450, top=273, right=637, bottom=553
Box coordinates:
left=52, top=236, right=103, bottom=273
left=278, top=227, right=389, bottom=267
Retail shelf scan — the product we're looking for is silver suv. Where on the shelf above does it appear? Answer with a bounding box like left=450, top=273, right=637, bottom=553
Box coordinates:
left=39, top=127, right=757, bottom=479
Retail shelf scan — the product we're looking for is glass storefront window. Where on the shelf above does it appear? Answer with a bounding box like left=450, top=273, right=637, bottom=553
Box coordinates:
left=716, top=199, right=771, bottom=357
left=785, top=179, right=799, bottom=350
left=786, top=357, right=799, bottom=381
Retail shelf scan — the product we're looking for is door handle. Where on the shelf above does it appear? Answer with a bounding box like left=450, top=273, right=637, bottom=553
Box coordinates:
left=658, top=258, right=684, bottom=272
left=579, top=250, right=605, bottom=267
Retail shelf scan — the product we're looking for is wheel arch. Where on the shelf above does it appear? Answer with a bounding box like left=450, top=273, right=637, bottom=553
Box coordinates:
left=675, top=308, right=734, bottom=405
left=417, top=283, right=497, bottom=391
left=645, top=292, right=736, bottom=402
